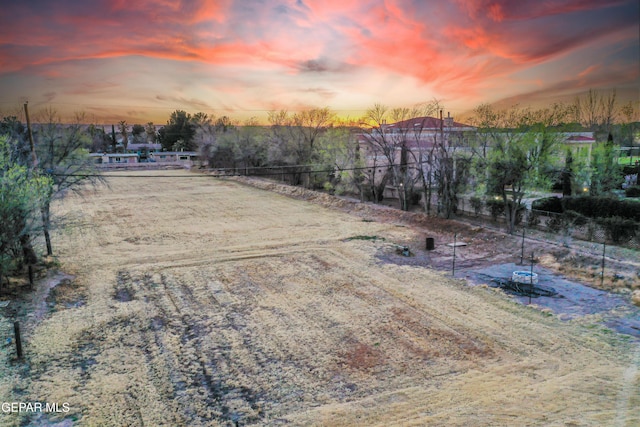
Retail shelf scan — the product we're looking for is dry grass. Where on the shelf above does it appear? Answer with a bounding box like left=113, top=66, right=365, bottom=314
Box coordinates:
left=0, top=170, right=638, bottom=426
left=233, top=176, right=640, bottom=292
left=633, top=290, right=640, bottom=307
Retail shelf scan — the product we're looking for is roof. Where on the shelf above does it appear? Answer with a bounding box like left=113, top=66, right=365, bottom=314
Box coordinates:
left=90, top=152, right=138, bottom=157
left=127, top=143, right=161, bottom=151
left=150, top=151, right=198, bottom=156
left=565, top=135, right=595, bottom=142
left=384, top=116, right=474, bottom=130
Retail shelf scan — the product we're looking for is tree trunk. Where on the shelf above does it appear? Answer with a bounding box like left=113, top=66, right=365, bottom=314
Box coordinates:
left=42, top=204, right=53, bottom=256
left=426, top=170, right=433, bottom=215
left=20, top=234, right=38, bottom=267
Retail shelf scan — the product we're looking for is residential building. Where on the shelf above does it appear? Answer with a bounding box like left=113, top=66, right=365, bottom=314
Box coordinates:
left=90, top=153, right=139, bottom=164
left=560, top=132, right=596, bottom=165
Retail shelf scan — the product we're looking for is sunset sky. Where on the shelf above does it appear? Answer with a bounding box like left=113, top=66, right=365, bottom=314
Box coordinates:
left=0, top=0, right=638, bottom=124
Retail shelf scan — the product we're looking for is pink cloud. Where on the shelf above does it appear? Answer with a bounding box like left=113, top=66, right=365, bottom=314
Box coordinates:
left=488, top=3, right=505, bottom=22
left=0, top=0, right=637, bottom=121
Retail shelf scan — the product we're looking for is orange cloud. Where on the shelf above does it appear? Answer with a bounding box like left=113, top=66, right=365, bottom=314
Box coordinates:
left=488, top=3, right=505, bottom=22
left=0, top=0, right=637, bottom=122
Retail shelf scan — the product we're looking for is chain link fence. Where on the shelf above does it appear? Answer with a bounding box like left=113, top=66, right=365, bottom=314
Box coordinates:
left=527, top=209, right=640, bottom=249
left=456, top=199, right=640, bottom=250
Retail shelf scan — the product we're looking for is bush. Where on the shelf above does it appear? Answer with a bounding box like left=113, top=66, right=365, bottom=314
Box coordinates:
left=597, top=216, right=638, bottom=244
left=469, top=196, right=484, bottom=217
left=625, top=186, right=640, bottom=197
left=564, top=210, right=589, bottom=227
left=409, top=190, right=422, bottom=206
left=563, top=196, right=640, bottom=222
left=527, top=210, right=540, bottom=227
left=532, top=197, right=563, bottom=213
left=532, top=195, right=640, bottom=221
left=508, top=201, right=527, bottom=226
left=547, top=213, right=566, bottom=232
left=485, top=199, right=505, bottom=221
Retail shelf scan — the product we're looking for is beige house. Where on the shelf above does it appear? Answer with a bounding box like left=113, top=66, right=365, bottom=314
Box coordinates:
left=148, top=151, right=199, bottom=164
left=560, top=132, right=596, bottom=165
left=358, top=114, right=475, bottom=196
left=89, top=151, right=199, bottom=168
left=90, top=153, right=139, bottom=164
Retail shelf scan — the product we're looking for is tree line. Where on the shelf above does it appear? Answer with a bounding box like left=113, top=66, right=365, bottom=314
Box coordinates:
left=0, top=108, right=103, bottom=288
left=153, top=90, right=636, bottom=234
left=0, top=89, right=638, bottom=286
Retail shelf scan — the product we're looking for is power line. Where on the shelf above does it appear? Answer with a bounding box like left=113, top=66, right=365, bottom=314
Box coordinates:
left=0, top=101, right=376, bottom=114
left=0, top=101, right=466, bottom=117
left=52, top=159, right=432, bottom=179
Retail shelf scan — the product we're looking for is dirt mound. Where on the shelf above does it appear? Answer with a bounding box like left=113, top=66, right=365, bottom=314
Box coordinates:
left=229, top=176, right=484, bottom=234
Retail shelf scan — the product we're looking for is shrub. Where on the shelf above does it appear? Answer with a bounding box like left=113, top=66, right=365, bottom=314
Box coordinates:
left=625, top=186, right=640, bottom=198
left=527, top=210, right=540, bottom=227
left=563, top=196, right=640, bottom=222
left=564, top=210, right=589, bottom=227
left=485, top=199, right=505, bottom=221
left=532, top=197, right=563, bottom=213
left=469, top=196, right=484, bottom=217
left=409, top=190, right=422, bottom=206
left=547, top=213, right=566, bottom=232
left=323, top=181, right=335, bottom=194
left=597, top=216, right=639, bottom=244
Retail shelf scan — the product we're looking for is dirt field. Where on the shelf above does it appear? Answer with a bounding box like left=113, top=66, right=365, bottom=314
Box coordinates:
left=1, top=170, right=638, bottom=426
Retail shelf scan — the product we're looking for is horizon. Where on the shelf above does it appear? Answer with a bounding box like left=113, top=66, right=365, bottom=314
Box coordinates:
left=1, top=1, right=638, bottom=125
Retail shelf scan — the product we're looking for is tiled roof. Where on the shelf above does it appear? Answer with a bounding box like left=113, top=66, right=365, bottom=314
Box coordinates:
left=565, top=135, right=595, bottom=142
left=384, top=116, right=473, bottom=130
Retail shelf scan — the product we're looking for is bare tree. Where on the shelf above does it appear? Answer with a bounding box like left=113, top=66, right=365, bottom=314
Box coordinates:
left=292, top=107, right=334, bottom=164
left=234, top=117, right=267, bottom=175
left=266, top=108, right=335, bottom=187
left=192, top=114, right=215, bottom=168
left=35, top=109, right=104, bottom=255
left=145, top=122, right=157, bottom=143
left=619, top=100, right=639, bottom=148
left=433, top=125, right=473, bottom=219
left=573, top=88, right=618, bottom=134
left=118, top=120, right=128, bottom=151
left=313, top=123, right=360, bottom=196
left=359, top=104, right=423, bottom=209
left=405, top=100, right=442, bottom=213
left=358, top=104, right=396, bottom=205
left=360, top=102, right=447, bottom=211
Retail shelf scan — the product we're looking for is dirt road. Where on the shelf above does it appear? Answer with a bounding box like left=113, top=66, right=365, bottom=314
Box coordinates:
left=2, top=170, right=637, bottom=426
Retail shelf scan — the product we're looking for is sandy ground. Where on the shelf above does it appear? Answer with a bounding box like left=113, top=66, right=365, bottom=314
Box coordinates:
left=1, top=170, right=638, bottom=426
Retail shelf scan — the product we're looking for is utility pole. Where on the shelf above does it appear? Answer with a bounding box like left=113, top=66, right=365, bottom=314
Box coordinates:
left=601, top=241, right=606, bottom=288
left=529, top=252, right=534, bottom=305
left=24, top=102, right=41, bottom=282
left=14, top=322, right=23, bottom=359
left=24, top=102, right=38, bottom=168
left=452, top=233, right=457, bottom=277
left=520, top=225, right=526, bottom=264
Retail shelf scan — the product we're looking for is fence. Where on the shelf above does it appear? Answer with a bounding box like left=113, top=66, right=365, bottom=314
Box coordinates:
left=220, top=167, right=640, bottom=250
left=527, top=209, right=640, bottom=249
left=455, top=198, right=640, bottom=250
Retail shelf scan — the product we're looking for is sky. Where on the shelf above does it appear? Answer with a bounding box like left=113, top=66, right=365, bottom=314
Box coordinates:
left=0, top=0, right=638, bottom=125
